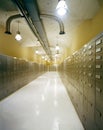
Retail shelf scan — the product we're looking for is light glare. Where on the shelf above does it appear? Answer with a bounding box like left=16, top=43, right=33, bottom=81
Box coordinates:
left=35, top=50, right=39, bottom=54
left=56, top=45, right=60, bottom=51
left=15, top=33, right=22, bottom=41
left=56, top=0, right=68, bottom=16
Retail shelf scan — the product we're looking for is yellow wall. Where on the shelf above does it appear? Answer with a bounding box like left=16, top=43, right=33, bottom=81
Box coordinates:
left=0, top=25, right=49, bottom=64
left=0, top=26, right=35, bottom=61
left=70, top=6, right=103, bottom=54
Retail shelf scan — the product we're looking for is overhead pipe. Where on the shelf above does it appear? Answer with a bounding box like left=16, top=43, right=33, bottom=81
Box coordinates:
left=12, top=0, right=52, bottom=60
left=40, top=14, right=65, bottom=35
left=5, top=14, right=23, bottom=34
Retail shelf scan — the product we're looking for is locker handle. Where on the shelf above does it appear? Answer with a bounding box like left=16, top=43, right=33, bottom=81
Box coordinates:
left=88, top=65, right=92, bottom=68
left=83, top=115, right=86, bottom=121
left=88, top=73, right=92, bottom=77
left=89, top=51, right=92, bottom=55
left=96, top=56, right=102, bottom=60
left=89, top=84, right=92, bottom=88
left=89, top=57, right=92, bottom=61
left=96, top=39, right=102, bottom=45
left=96, top=87, right=102, bottom=93
left=96, top=65, right=102, bottom=69
left=84, top=81, right=86, bottom=85
left=96, top=109, right=102, bottom=117
left=96, top=48, right=102, bottom=53
left=88, top=45, right=92, bottom=49
left=96, top=75, right=101, bottom=79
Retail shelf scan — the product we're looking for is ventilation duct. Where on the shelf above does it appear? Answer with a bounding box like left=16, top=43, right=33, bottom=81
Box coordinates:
left=5, top=14, right=23, bottom=34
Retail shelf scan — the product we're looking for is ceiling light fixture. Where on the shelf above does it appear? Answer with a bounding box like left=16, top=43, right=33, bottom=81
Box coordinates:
left=56, top=44, right=60, bottom=51
left=15, top=21, right=22, bottom=41
left=55, top=44, right=60, bottom=54
left=35, top=49, right=39, bottom=54
left=42, top=56, right=45, bottom=59
left=56, top=0, right=68, bottom=16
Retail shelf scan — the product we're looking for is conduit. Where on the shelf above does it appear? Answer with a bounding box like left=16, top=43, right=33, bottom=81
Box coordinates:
left=40, top=14, right=65, bottom=34
left=5, top=14, right=23, bottom=34
left=12, top=0, right=52, bottom=59
left=6, top=0, right=65, bottom=60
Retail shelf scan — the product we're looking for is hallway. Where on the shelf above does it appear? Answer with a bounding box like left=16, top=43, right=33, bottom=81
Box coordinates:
left=0, top=72, right=84, bottom=130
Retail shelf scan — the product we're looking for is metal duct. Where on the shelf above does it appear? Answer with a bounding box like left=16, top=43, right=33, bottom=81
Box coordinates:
left=40, top=14, right=65, bottom=35
left=5, top=14, right=23, bottom=34
left=12, top=0, right=52, bottom=59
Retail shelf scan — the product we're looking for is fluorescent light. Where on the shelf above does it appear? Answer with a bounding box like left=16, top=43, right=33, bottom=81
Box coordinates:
left=56, top=0, right=68, bottom=16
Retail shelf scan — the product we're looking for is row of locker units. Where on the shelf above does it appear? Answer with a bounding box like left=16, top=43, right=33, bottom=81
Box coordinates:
left=58, top=32, right=103, bottom=130
left=0, top=54, right=48, bottom=100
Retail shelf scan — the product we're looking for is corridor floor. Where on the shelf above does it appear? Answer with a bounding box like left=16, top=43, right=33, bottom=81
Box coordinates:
left=0, top=72, right=84, bottom=130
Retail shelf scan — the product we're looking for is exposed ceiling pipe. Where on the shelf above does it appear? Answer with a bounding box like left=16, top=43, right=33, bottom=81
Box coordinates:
left=12, top=0, right=52, bottom=60
left=40, top=14, right=65, bottom=35
left=5, top=14, right=23, bottom=34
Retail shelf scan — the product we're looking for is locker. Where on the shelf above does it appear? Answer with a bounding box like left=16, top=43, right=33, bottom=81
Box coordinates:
left=58, top=33, right=103, bottom=130
left=85, top=101, right=96, bottom=130
left=95, top=71, right=103, bottom=83
left=0, top=55, right=7, bottom=72
left=95, top=36, right=103, bottom=46
left=96, top=86, right=103, bottom=110
left=0, top=89, right=5, bottom=100
left=96, top=55, right=102, bottom=60
left=83, top=96, right=88, bottom=129
left=0, top=71, right=3, bottom=89
left=87, top=64, right=95, bottom=71
left=88, top=84, right=95, bottom=104
left=96, top=64, right=102, bottom=69
left=0, top=54, right=46, bottom=101
left=96, top=47, right=102, bottom=53
left=95, top=108, right=103, bottom=130
left=6, top=56, right=14, bottom=72
left=96, top=41, right=103, bottom=47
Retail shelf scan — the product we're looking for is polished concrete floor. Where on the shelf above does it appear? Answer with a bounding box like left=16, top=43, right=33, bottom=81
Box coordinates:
left=0, top=72, right=84, bottom=130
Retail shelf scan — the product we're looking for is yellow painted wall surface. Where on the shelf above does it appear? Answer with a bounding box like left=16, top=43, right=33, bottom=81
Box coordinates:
left=0, top=26, right=49, bottom=64
left=70, top=6, right=103, bottom=54
left=0, top=26, right=35, bottom=61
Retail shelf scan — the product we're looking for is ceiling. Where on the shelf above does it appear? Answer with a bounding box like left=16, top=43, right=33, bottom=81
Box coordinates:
left=0, top=0, right=101, bottom=60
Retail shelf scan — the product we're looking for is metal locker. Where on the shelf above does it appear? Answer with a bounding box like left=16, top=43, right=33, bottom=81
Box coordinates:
left=95, top=108, right=103, bottom=130
left=95, top=36, right=103, bottom=46
left=96, top=85, right=103, bottom=110
left=0, top=55, right=7, bottom=72
left=85, top=101, right=96, bottom=130
left=96, top=47, right=102, bottom=54
left=88, top=84, right=95, bottom=104
left=95, top=71, right=103, bottom=84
